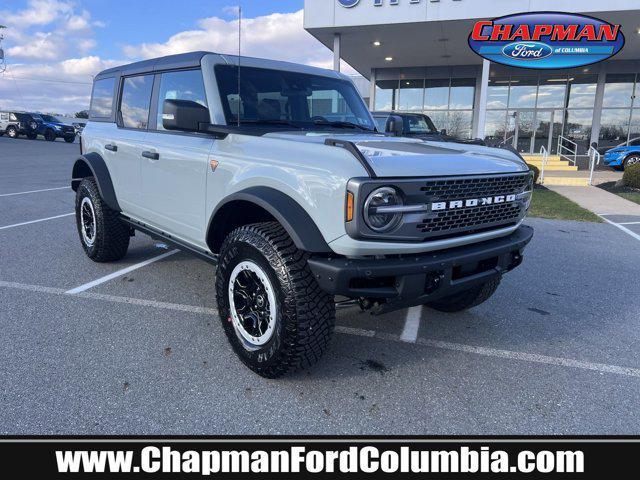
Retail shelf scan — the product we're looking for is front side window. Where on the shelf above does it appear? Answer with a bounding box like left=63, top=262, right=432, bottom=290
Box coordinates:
left=215, top=65, right=375, bottom=131
left=404, top=115, right=437, bottom=134
left=373, top=116, right=388, bottom=132
left=120, top=75, right=154, bottom=129
left=156, top=69, right=208, bottom=131
left=90, top=77, right=116, bottom=119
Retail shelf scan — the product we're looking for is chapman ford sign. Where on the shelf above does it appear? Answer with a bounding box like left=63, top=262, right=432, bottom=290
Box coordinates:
left=338, top=0, right=423, bottom=7
left=469, top=12, right=624, bottom=69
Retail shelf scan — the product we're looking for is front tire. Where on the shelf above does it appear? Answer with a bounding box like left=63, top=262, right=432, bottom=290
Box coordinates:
left=6, top=126, right=18, bottom=138
left=26, top=132, right=38, bottom=140
left=426, top=277, right=501, bottom=313
left=64, top=134, right=76, bottom=143
left=216, top=222, right=335, bottom=378
left=624, top=154, right=640, bottom=170
left=75, top=178, right=130, bottom=262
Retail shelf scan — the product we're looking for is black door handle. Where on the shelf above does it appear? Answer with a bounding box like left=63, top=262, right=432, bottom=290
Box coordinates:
left=142, top=151, right=159, bottom=160
left=105, top=144, right=118, bottom=152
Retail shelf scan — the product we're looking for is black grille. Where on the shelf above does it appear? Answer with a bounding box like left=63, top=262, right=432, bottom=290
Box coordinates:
left=416, top=174, right=529, bottom=238
left=418, top=203, right=522, bottom=236
left=420, top=174, right=529, bottom=202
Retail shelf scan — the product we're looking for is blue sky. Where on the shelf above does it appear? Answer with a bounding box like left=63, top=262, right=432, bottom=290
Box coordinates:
left=0, top=0, right=341, bottom=114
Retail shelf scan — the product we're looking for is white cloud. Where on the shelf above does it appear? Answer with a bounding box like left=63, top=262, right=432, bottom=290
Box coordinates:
left=6, top=32, right=61, bottom=60
left=123, top=9, right=355, bottom=74
left=2, top=0, right=74, bottom=29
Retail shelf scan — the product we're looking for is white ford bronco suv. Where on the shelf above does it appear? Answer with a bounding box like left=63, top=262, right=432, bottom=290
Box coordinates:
left=72, top=51, right=533, bottom=377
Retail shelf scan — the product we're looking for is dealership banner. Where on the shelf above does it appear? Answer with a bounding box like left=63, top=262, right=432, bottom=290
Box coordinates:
left=1, top=438, right=639, bottom=477
left=468, top=12, right=625, bottom=69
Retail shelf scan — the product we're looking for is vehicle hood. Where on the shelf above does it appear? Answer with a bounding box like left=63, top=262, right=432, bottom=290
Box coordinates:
left=264, top=132, right=528, bottom=177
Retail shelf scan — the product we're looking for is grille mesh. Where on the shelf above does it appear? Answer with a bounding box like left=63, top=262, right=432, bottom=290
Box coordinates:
left=417, top=174, right=529, bottom=237
left=420, top=174, right=529, bottom=202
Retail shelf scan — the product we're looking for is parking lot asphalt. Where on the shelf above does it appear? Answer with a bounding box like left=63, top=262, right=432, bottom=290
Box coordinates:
left=1, top=136, right=640, bottom=435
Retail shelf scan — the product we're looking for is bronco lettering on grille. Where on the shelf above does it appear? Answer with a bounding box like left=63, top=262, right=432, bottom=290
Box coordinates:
left=431, top=194, right=517, bottom=212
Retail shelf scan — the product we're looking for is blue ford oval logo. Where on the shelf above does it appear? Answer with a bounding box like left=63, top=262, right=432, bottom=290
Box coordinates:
left=502, top=42, right=553, bottom=61
left=338, top=0, right=360, bottom=7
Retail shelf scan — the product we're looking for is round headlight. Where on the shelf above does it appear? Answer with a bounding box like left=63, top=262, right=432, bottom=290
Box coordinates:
left=364, top=186, right=403, bottom=232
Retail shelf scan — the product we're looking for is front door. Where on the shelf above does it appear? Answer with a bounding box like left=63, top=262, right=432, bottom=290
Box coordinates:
left=140, top=69, right=213, bottom=248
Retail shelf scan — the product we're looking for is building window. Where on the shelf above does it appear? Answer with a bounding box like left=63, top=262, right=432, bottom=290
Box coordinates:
left=374, top=80, right=398, bottom=111
left=487, top=78, right=509, bottom=109
left=397, top=79, right=424, bottom=112
left=537, top=75, right=567, bottom=109
left=424, top=79, right=449, bottom=110
left=508, top=76, right=537, bottom=109
left=598, top=74, right=639, bottom=148
left=450, top=78, right=475, bottom=110
left=562, top=109, right=594, bottom=152
left=567, top=75, right=598, bottom=109
left=603, top=74, right=635, bottom=108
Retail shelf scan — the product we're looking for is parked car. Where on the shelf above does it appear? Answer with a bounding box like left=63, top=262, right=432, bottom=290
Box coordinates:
left=0, top=111, right=39, bottom=139
left=603, top=141, right=640, bottom=170
left=597, top=137, right=640, bottom=156
left=30, top=114, right=77, bottom=142
left=73, top=51, right=533, bottom=377
left=371, top=111, right=486, bottom=145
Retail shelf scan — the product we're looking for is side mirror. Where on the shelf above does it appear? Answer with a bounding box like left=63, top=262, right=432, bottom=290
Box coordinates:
left=386, top=115, right=404, bottom=137
left=163, top=99, right=210, bottom=132
left=440, top=129, right=447, bottom=136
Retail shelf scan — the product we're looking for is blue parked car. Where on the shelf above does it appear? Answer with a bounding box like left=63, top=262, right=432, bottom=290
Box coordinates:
left=30, top=114, right=77, bottom=142
left=603, top=138, right=640, bottom=170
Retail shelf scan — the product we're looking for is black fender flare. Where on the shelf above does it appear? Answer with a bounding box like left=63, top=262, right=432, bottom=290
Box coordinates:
left=208, top=187, right=332, bottom=253
left=71, top=152, right=121, bottom=212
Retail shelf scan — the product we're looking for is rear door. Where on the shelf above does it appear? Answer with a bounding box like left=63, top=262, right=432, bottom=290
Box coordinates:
left=111, top=74, right=155, bottom=218
left=140, top=69, right=213, bottom=247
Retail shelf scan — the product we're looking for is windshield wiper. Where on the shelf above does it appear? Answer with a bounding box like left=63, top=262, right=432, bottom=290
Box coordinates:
left=238, top=119, right=303, bottom=128
left=312, top=120, right=374, bottom=132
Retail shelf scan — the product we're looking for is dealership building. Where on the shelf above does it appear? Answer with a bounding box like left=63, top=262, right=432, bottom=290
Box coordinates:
left=304, top=0, right=640, bottom=155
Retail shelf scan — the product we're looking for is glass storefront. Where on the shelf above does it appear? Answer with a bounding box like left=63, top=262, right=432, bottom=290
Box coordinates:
left=598, top=73, right=639, bottom=149
left=375, top=77, right=475, bottom=139
left=485, top=74, right=597, bottom=153
left=374, top=70, right=639, bottom=152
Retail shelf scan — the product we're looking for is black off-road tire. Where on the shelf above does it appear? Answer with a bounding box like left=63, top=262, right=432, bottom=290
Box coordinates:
left=64, top=135, right=76, bottom=143
left=215, top=222, right=335, bottom=378
left=26, top=132, right=38, bottom=140
left=75, top=177, right=130, bottom=262
left=44, top=129, right=56, bottom=141
left=6, top=126, right=18, bottom=138
left=426, top=277, right=501, bottom=313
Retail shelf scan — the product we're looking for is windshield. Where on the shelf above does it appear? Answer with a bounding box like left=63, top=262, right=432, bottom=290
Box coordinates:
left=404, top=114, right=438, bottom=134
left=215, top=65, right=375, bottom=131
left=30, top=114, right=43, bottom=121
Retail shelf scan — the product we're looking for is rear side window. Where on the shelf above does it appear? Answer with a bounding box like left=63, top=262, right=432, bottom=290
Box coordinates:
left=119, top=75, right=154, bottom=130
left=155, top=69, right=207, bottom=131
left=90, top=78, right=116, bottom=119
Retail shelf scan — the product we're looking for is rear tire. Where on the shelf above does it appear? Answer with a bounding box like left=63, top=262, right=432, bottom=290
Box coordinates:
left=426, top=277, right=501, bottom=313
left=44, top=129, right=56, bottom=141
left=26, top=132, right=38, bottom=140
left=64, top=134, right=76, bottom=143
left=215, top=222, right=335, bottom=378
left=624, top=154, right=640, bottom=169
left=75, top=178, right=130, bottom=262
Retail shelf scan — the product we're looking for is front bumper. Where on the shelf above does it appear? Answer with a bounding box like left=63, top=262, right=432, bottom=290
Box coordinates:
left=604, top=153, right=624, bottom=166
left=308, top=225, right=533, bottom=313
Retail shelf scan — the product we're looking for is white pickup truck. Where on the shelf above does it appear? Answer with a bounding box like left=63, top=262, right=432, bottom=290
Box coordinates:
left=72, top=51, right=533, bottom=377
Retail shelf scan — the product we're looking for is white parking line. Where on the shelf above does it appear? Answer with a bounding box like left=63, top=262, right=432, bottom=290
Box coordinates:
left=65, top=250, right=179, bottom=294
left=0, top=280, right=216, bottom=315
left=400, top=306, right=423, bottom=343
left=618, top=221, right=640, bottom=225
left=336, top=326, right=640, bottom=379
left=599, top=216, right=640, bottom=242
left=0, top=186, right=69, bottom=197
left=1, top=279, right=639, bottom=378
left=0, top=213, right=74, bottom=231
